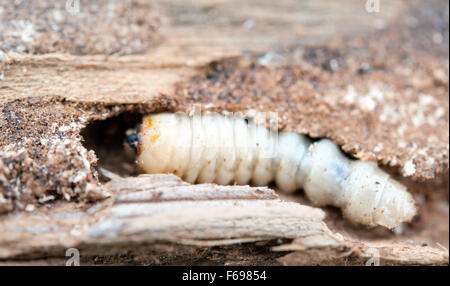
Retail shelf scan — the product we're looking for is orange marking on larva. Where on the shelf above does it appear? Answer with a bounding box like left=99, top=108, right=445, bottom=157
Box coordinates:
left=208, top=160, right=211, bottom=164
left=150, top=133, right=160, bottom=143
left=223, top=158, right=227, bottom=162
left=145, top=118, right=154, bottom=128
left=381, top=209, right=385, bottom=214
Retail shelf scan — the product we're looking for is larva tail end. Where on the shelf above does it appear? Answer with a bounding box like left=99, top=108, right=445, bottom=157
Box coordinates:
left=373, top=178, right=417, bottom=229
left=342, top=161, right=417, bottom=229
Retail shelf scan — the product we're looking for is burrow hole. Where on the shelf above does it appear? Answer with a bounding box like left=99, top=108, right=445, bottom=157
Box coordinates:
left=81, top=112, right=143, bottom=182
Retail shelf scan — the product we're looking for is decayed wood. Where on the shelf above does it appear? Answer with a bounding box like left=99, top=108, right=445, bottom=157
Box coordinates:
left=274, top=232, right=449, bottom=266
left=0, top=45, right=240, bottom=104
left=0, top=174, right=326, bottom=259
left=0, top=0, right=448, bottom=266
left=107, top=174, right=279, bottom=202
left=0, top=174, right=447, bottom=265
left=87, top=174, right=328, bottom=244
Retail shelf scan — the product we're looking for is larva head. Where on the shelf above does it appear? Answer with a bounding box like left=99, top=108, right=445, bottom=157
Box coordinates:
left=126, top=127, right=141, bottom=153
left=134, top=114, right=179, bottom=174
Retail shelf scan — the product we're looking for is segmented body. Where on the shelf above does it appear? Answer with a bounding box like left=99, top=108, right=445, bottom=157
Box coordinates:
left=135, top=113, right=416, bottom=229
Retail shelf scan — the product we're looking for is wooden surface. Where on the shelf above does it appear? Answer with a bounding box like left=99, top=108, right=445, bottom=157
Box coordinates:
left=0, top=0, right=448, bottom=265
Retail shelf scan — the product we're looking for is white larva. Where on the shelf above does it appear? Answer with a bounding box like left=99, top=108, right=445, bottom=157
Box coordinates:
left=132, top=112, right=417, bottom=229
